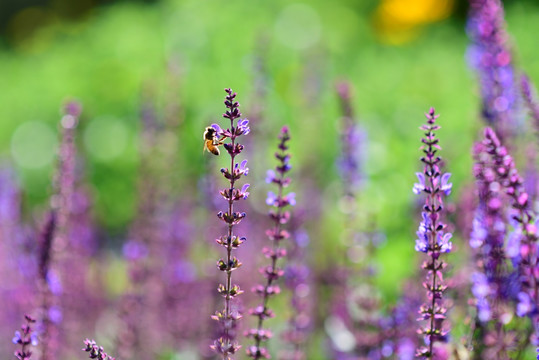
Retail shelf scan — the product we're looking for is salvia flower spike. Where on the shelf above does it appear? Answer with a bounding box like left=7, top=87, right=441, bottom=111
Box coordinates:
left=83, top=339, right=116, bottom=360
left=211, top=88, right=250, bottom=359
left=521, top=74, right=539, bottom=135
left=413, top=108, right=453, bottom=359
left=482, top=127, right=539, bottom=356
left=469, top=140, right=514, bottom=358
left=13, top=315, right=38, bottom=360
left=246, top=126, right=293, bottom=359
left=467, top=0, right=519, bottom=140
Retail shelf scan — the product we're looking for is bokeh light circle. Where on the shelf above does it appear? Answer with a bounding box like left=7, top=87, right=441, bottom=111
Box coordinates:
left=10, top=121, right=58, bottom=169
left=84, top=117, right=129, bottom=162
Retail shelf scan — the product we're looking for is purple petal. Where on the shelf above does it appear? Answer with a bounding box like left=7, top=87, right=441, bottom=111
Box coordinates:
left=265, top=170, right=276, bottom=184
left=211, top=123, right=222, bottom=134
left=266, top=191, right=276, bottom=206
left=287, top=192, right=296, bottom=206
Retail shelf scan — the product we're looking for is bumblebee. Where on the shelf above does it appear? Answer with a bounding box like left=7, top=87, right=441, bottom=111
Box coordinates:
left=203, top=126, right=224, bottom=155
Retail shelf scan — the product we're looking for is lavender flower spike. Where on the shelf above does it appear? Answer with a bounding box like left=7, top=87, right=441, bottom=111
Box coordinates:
left=521, top=74, right=539, bottom=134
left=247, top=126, right=293, bottom=359
left=13, top=315, right=38, bottom=360
left=467, top=0, right=519, bottom=140
left=482, top=127, right=539, bottom=355
left=211, top=88, right=250, bottom=359
left=413, top=108, right=453, bottom=359
left=83, top=339, right=116, bottom=360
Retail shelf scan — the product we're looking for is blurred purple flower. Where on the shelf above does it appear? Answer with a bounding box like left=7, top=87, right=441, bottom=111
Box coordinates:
left=482, top=127, right=539, bottom=354
left=122, top=240, right=149, bottom=261
left=335, top=81, right=366, bottom=193
left=521, top=74, right=539, bottom=133
left=467, top=0, right=521, bottom=140
left=247, top=126, right=293, bottom=359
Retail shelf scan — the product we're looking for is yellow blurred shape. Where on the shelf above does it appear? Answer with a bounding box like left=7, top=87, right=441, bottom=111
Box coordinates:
left=373, top=0, right=455, bottom=44
left=103, top=255, right=128, bottom=297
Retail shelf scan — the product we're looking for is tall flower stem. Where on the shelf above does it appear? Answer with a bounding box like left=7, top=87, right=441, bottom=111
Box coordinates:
left=211, top=88, right=251, bottom=359
left=467, top=0, right=519, bottom=141
left=39, top=101, right=81, bottom=360
left=469, top=141, right=514, bottom=359
left=13, top=315, right=38, bottom=360
left=247, top=126, right=293, bottom=359
left=413, top=108, right=453, bottom=359
left=482, top=127, right=538, bottom=356
left=521, top=74, right=539, bottom=135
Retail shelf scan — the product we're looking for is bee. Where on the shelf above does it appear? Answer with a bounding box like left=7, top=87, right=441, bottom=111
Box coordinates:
left=203, top=126, right=225, bottom=155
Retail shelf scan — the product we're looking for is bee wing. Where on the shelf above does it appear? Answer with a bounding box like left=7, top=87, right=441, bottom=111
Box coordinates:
left=203, top=140, right=209, bottom=154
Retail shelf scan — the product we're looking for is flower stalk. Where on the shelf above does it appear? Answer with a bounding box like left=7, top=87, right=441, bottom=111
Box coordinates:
left=413, top=108, right=453, bottom=358
left=13, top=315, right=38, bottom=360
left=247, top=126, right=294, bottom=359
left=211, top=88, right=251, bottom=359
left=482, top=127, right=539, bottom=356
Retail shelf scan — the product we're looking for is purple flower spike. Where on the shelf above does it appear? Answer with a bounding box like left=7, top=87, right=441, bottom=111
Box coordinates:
left=467, top=0, right=520, bottom=140
left=247, top=126, right=293, bottom=359
left=521, top=74, right=539, bottom=134
left=210, top=88, right=250, bottom=359
left=13, top=315, right=37, bottom=360
left=469, top=136, right=522, bottom=358
left=413, top=108, right=452, bottom=359
left=482, top=127, right=539, bottom=345
left=336, top=81, right=366, bottom=194
left=83, top=339, right=116, bottom=360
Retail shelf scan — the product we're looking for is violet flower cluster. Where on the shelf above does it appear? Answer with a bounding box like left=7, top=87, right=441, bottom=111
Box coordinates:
left=83, top=339, right=115, bottom=360
left=37, top=100, right=82, bottom=360
left=12, top=315, right=38, bottom=360
left=521, top=74, right=539, bottom=135
left=413, top=108, right=453, bottom=358
left=246, top=126, right=293, bottom=359
left=211, top=88, right=250, bottom=359
left=467, top=0, right=520, bottom=140
left=336, top=81, right=365, bottom=195
left=469, top=140, right=514, bottom=357
left=482, top=127, right=539, bottom=353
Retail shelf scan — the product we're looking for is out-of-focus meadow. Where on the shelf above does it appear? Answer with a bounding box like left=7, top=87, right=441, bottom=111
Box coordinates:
left=1, top=0, right=539, bottom=359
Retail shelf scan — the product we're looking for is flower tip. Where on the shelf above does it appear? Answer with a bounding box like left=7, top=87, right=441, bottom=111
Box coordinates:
left=63, top=100, right=82, bottom=117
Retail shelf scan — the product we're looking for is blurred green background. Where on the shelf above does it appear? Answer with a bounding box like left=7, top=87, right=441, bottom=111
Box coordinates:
left=1, top=0, right=539, bottom=299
